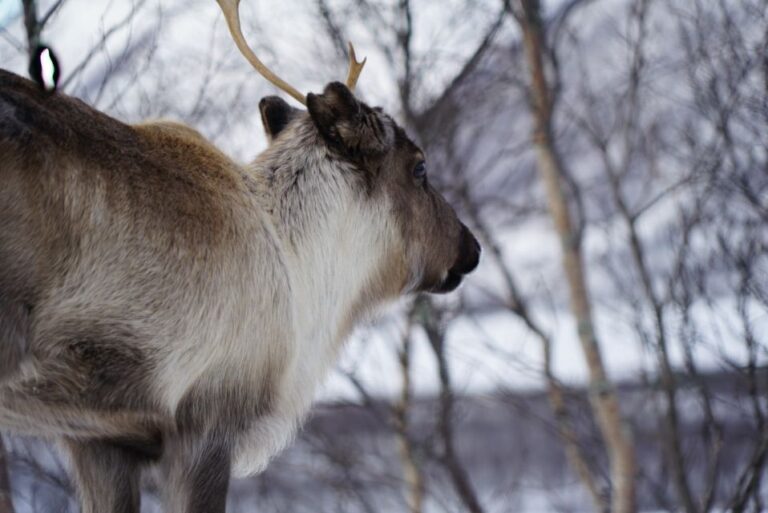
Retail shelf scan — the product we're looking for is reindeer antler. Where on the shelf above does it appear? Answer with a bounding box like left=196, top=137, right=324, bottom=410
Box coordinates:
left=217, top=0, right=367, bottom=104
left=345, top=42, right=366, bottom=92
left=216, top=0, right=306, bottom=105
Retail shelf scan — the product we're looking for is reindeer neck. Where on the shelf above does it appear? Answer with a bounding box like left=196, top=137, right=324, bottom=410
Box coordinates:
left=249, top=136, right=395, bottom=388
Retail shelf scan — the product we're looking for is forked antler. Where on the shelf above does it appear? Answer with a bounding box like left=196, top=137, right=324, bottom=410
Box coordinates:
left=345, top=42, right=366, bottom=91
left=216, top=0, right=367, bottom=106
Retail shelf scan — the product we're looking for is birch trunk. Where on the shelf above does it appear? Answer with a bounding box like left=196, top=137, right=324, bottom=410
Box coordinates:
left=514, top=1, right=637, bottom=511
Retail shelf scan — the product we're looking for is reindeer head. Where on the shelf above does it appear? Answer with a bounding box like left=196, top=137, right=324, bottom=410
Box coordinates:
left=218, top=0, right=480, bottom=296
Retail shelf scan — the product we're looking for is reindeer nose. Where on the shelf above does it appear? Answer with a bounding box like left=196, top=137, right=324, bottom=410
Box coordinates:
left=453, top=224, right=481, bottom=275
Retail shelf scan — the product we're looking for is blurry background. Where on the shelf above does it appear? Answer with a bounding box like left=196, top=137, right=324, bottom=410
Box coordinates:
left=1, top=0, right=767, bottom=511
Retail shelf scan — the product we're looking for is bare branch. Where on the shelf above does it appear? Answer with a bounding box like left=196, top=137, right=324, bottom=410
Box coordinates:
left=59, top=0, right=149, bottom=91
left=39, top=0, right=66, bottom=31
left=393, top=318, right=425, bottom=513
left=416, top=298, right=486, bottom=513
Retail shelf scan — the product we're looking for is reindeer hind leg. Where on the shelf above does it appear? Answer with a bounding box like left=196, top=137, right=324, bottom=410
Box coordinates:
left=0, top=371, right=165, bottom=444
left=0, top=342, right=167, bottom=447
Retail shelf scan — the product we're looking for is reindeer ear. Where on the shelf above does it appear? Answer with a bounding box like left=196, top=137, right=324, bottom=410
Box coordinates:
left=259, top=96, right=302, bottom=142
left=307, top=82, right=390, bottom=156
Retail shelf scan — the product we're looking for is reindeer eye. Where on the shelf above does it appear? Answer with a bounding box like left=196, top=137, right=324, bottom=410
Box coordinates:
left=413, top=161, right=427, bottom=181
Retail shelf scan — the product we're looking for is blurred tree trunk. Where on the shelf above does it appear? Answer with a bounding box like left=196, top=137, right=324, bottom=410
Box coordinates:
left=394, top=320, right=425, bottom=513
left=512, top=1, right=637, bottom=512
left=0, top=439, right=14, bottom=513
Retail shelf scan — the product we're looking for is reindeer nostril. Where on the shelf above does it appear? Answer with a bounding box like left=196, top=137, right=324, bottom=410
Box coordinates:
left=471, top=234, right=481, bottom=256
left=452, top=225, right=481, bottom=275
left=465, top=243, right=480, bottom=273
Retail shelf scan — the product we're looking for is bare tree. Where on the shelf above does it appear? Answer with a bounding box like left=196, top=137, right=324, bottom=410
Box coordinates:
left=563, top=1, right=697, bottom=509
left=557, top=1, right=768, bottom=511
left=461, top=185, right=608, bottom=512
left=510, top=1, right=637, bottom=512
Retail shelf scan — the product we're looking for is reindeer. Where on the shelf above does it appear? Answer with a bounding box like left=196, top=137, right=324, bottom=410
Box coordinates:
left=0, top=1, right=480, bottom=511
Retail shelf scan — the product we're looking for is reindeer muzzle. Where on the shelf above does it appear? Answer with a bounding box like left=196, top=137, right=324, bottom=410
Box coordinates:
left=432, top=224, right=481, bottom=294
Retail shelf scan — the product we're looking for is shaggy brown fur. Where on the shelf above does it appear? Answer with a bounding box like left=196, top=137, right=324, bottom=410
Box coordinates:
left=0, top=71, right=479, bottom=512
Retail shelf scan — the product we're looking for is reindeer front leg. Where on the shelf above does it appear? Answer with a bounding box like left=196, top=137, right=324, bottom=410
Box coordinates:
left=63, top=439, right=144, bottom=513
left=0, top=354, right=165, bottom=513
left=162, top=430, right=232, bottom=513
left=161, top=385, right=254, bottom=513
